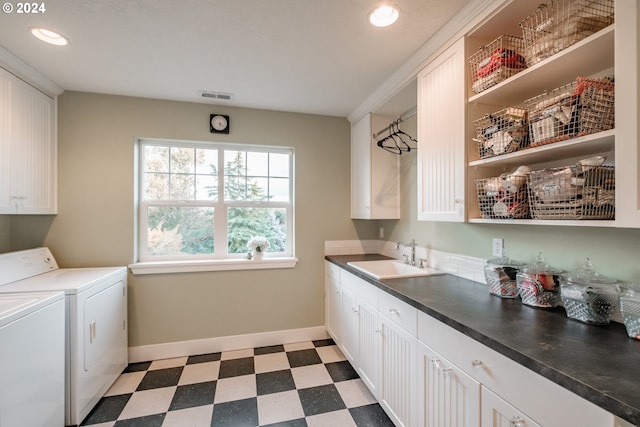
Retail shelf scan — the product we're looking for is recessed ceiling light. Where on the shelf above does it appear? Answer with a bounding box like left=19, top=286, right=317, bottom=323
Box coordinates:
left=30, top=27, right=68, bottom=46
left=368, top=4, right=400, bottom=27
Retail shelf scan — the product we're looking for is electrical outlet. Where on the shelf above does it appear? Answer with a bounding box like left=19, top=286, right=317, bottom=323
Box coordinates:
left=379, top=227, right=384, bottom=239
left=492, top=238, right=504, bottom=257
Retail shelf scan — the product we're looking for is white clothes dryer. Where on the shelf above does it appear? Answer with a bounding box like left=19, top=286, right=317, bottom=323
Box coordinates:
left=0, top=291, right=65, bottom=427
left=0, top=248, right=128, bottom=426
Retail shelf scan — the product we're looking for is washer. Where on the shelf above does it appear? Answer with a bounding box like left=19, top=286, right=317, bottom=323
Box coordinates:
left=0, top=248, right=128, bottom=426
left=0, top=291, right=65, bottom=427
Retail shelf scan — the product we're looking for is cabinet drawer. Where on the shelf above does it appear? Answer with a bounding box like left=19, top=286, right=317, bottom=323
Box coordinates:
left=418, top=312, right=615, bottom=427
left=379, top=290, right=417, bottom=335
left=339, top=270, right=378, bottom=309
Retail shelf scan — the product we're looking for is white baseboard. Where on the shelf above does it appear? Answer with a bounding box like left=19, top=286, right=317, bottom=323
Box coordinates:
left=128, top=326, right=329, bottom=363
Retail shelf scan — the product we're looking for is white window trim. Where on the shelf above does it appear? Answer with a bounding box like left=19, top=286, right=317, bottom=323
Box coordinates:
left=129, top=257, right=298, bottom=275
left=132, top=138, right=296, bottom=273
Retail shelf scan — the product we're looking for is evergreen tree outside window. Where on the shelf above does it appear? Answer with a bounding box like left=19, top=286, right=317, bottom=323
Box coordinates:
left=138, top=139, right=293, bottom=261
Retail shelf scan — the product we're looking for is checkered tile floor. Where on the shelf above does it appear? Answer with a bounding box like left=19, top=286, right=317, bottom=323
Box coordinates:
left=80, top=339, right=394, bottom=426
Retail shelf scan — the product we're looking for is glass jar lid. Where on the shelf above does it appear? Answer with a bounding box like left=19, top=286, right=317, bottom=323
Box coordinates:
left=562, top=258, right=624, bottom=291
left=486, top=250, right=525, bottom=268
left=522, top=252, right=562, bottom=275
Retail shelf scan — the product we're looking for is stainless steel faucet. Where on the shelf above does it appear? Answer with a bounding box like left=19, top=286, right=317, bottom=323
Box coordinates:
left=396, top=239, right=418, bottom=266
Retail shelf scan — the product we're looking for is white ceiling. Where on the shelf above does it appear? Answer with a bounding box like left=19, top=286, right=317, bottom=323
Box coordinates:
left=0, top=0, right=471, bottom=118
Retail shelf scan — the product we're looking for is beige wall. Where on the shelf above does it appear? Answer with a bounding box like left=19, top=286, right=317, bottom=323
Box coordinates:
left=3, top=91, right=377, bottom=347
left=380, top=115, right=640, bottom=283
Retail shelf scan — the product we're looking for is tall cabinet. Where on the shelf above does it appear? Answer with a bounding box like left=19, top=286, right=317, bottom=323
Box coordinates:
left=0, top=66, right=56, bottom=214
left=416, top=37, right=466, bottom=222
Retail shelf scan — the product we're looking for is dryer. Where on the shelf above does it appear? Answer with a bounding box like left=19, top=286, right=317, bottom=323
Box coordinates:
left=0, top=291, right=65, bottom=427
left=0, top=248, right=128, bottom=426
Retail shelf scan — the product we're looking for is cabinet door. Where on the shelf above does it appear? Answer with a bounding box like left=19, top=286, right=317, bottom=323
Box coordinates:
left=379, top=314, right=417, bottom=427
left=481, top=386, right=541, bottom=427
left=418, top=341, right=480, bottom=427
left=0, top=69, right=11, bottom=212
left=417, top=37, right=465, bottom=222
left=325, top=268, right=341, bottom=343
left=340, top=285, right=358, bottom=364
left=0, top=68, right=56, bottom=214
left=356, top=298, right=379, bottom=397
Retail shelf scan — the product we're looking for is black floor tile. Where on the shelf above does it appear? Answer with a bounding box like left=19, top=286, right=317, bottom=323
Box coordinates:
left=325, top=360, right=359, bottom=382
left=114, top=413, right=166, bottom=427
left=256, top=369, right=296, bottom=395
left=286, top=349, right=322, bottom=368
left=136, top=366, right=184, bottom=391
left=169, top=380, right=217, bottom=411
left=349, top=403, right=395, bottom=426
left=81, top=394, right=131, bottom=425
left=297, top=384, right=346, bottom=416
left=187, top=352, right=222, bottom=365
left=123, top=361, right=152, bottom=373
left=255, top=344, right=285, bottom=355
left=262, top=418, right=308, bottom=427
left=312, top=338, right=335, bottom=347
left=210, top=397, right=258, bottom=426
left=218, top=357, right=255, bottom=378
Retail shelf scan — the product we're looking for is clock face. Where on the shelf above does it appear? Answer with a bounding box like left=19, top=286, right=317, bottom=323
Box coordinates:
left=210, top=114, right=229, bottom=133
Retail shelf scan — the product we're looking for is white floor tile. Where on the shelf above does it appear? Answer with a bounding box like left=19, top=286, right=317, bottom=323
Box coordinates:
left=103, top=371, right=145, bottom=396
left=148, top=357, right=189, bottom=370
left=254, top=352, right=290, bottom=374
left=118, top=386, right=176, bottom=420
left=178, top=361, right=220, bottom=386
left=221, top=348, right=254, bottom=360
left=257, top=390, right=305, bottom=425
left=214, top=374, right=257, bottom=403
left=162, top=404, right=214, bottom=427
left=291, top=364, right=333, bottom=389
left=306, top=409, right=357, bottom=427
left=316, top=345, right=347, bottom=364
left=284, top=341, right=314, bottom=351
left=334, top=379, right=377, bottom=408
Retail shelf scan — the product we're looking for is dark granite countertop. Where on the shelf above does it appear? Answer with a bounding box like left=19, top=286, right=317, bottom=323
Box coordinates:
left=326, top=254, right=640, bottom=426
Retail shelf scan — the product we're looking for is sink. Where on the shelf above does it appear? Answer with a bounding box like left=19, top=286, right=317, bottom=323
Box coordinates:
left=347, top=260, right=445, bottom=280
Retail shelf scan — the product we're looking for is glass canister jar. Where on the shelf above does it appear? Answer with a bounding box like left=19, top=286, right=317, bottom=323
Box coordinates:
left=484, top=253, right=526, bottom=298
left=560, top=258, right=623, bottom=325
left=620, top=286, right=640, bottom=340
left=516, top=252, right=563, bottom=308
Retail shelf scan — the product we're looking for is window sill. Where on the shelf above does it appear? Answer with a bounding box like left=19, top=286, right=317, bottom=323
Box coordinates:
left=129, top=257, right=298, bottom=275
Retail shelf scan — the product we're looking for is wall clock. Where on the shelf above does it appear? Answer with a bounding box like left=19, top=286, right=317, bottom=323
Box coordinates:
left=210, top=114, right=230, bottom=134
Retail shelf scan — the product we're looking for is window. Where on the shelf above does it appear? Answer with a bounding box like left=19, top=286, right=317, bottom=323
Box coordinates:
left=137, top=139, right=294, bottom=265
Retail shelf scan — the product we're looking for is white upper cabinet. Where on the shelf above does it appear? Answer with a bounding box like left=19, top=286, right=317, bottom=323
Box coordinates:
left=351, top=112, right=400, bottom=219
left=0, top=67, right=56, bottom=214
left=417, top=37, right=466, bottom=222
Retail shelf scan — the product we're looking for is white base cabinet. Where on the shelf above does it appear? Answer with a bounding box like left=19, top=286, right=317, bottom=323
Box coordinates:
left=418, top=341, right=480, bottom=427
left=325, top=262, right=623, bottom=427
left=418, top=311, right=616, bottom=427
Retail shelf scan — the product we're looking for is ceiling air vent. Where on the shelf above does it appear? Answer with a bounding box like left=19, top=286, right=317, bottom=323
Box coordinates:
left=200, top=91, right=234, bottom=101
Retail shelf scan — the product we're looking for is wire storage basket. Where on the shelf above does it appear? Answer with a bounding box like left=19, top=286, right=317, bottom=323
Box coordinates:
left=519, top=0, right=614, bottom=66
left=469, top=35, right=527, bottom=94
left=474, top=107, right=529, bottom=159
left=524, top=77, right=614, bottom=147
left=475, top=172, right=530, bottom=219
left=527, top=162, right=615, bottom=220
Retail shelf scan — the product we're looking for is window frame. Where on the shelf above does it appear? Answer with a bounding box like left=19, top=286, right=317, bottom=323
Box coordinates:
left=132, top=138, right=296, bottom=273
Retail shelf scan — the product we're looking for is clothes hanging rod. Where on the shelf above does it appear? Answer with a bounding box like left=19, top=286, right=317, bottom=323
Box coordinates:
left=372, top=106, right=417, bottom=139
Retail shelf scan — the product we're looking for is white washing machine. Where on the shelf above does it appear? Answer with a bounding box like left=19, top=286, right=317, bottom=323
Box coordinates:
left=0, top=248, right=128, bottom=426
left=0, top=290, right=65, bottom=427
